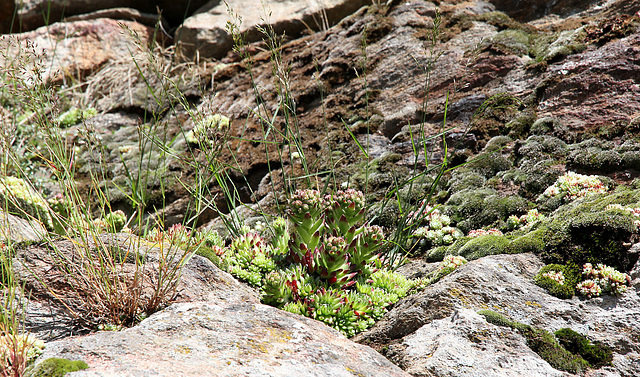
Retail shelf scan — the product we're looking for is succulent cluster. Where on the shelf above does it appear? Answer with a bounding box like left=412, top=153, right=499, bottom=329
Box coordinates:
left=408, top=202, right=463, bottom=251
left=535, top=263, right=630, bottom=299
left=217, top=233, right=278, bottom=286
left=204, top=189, right=421, bottom=337
left=507, top=209, right=546, bottom=230
left=576, top=263, right=631, bottom=298
left=440, top=255, right=468, bottom=271
left=286, top=189, right=382, bottom=287
left=539, top=172, right=607, bottom=202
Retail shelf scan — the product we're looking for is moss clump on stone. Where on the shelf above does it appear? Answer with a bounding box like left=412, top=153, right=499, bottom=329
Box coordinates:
left=478, top=310, right=590, bottom=374
left=540, top=189, right=640, bottom=271
left=534, top=263, right=580, bottom=299
left=25, top=357, right=89, bottom=377
left=456, top=234, right=510, bottom=260
left=0, top=176, right=53, bottom=230
left=445, top=188, right=530, bottom=232
left=522, top=326, right=590, bottom=374
left=554, top=328, right=613, bottom=368
left=509, top=229, right=545, bottom=254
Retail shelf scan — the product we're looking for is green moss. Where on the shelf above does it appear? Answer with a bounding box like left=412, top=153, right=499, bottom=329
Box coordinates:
left=456, top=235, right=510, bottom=260
left=554, top=328, right=613, bottom=368
left=25, top=357, right=89, bottom=377
left=478, top=310, right=589, bottom=374
left=477, top=309, right=516, bottom=327
left=506, top=110, right=537, bottom=139
left=425, top=244, right=451, bottom=262
left=446, top=189, right=529, bottom=232
left=522, top=326, right=589, bottom=374
left=534, top=263, right=579, bottom=299
left=541, top=190, right=640, bottom=271
left=509, top=229, right=545, bottom=254
left=482, top=29, right=532, bottom=56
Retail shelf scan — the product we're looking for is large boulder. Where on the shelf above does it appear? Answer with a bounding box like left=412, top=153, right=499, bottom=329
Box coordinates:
left=0, top=18, right=162, bottom=84
left=356, top=253, right=640, bottom=376
left=175, top=0, right=370, bottom=60
left=31, top=300, right=410, bottom=376
left=0, top=209, right=46, bottom=243
left=12, top=0, right=209, bottom=32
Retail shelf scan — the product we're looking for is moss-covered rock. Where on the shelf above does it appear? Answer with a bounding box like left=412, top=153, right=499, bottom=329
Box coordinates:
left=478, top=310, right=590, bottom=374
left=25, top=357, right=89, bottom=377
left=455, top=234, right=510, bottom=260
left=0, top=176, right=52, bottom=230
left=554, top=328, right=613, bottom=368
left=540, top=188, right=640, bottom=271
left=534, top=263, right=580, bottom=299
left=445, top=188, right=530, bottom=232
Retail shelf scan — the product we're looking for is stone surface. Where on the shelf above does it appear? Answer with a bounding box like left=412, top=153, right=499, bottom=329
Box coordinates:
left=0, top=209, right=46, bottom=243
left=175, top=0, right=370, bottom=60
left=0, top=18, right=161, bottom=84
left=13, top=233, right=259, bottom=340
left=13, top=0, right=209, bottom=32
left=387, top=308, right=568, bottom=377
left=33, top=300, right=410, bottom=377
left=355, top=253, right=640, bottom=377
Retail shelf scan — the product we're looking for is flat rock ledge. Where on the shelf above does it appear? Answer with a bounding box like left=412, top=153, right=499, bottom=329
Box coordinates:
left=33, top=300, right=410, bottom=377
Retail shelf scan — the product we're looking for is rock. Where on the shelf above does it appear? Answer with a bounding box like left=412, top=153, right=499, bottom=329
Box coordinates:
left=487, top=0, right=600, bottom=22
left=385, top=308, right=568, bottom=377
left=0, top=18, right=162, bottom=84
left=535, top=34, right=640, bottom=135
left=175, top=0, right=370, bottom=60
left=13, top=0, right=209, bottom=32
left=32, top=300, right=410, bottom=376
left=355, top=253, right=640, bottom=376
left=0, top=209, right=46, bottom=243
left=12, top=233, right=260, bottom=338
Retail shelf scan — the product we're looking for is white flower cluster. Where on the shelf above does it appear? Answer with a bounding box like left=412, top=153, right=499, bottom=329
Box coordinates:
left=0, top=333, right=45, bottom=364
left=539, top=172, right=607, bottom=202
left=507, top=208, right=546, bottom=230
left=542, top=270, right=565, bottom=286
left=577, top=263, right=631, bottom=298
left=410, top=202, right=463, bottom=246
left=605, top=204, right=640, bottom=230
left=186, top=114, right=230, bottom=146
left=440, top=255, right=468, bottom=270
left=467, top=228, right=503, bottom=238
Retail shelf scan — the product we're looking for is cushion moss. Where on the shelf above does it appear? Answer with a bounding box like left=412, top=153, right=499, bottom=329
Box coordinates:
left=478, top=310, right=590, bottom=374
left=25, top=357, right=89, bottom=377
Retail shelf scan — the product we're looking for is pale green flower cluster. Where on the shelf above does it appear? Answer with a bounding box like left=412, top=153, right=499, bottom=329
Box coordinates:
left=541, top=270, right=565, bottom=286
left=467, top=228, right=503, bottom=237
left=539, top=171, right=607, bottom=202
left=577, top=263, right=631, bottom=297
left=185, top=114, right=230, bottom=146
left=605, top=204, right=640, bottom=230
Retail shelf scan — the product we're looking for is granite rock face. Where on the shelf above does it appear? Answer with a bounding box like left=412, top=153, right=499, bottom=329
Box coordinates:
left=175, top=0, right=370, bottom=60
left=33, top=300, right=410, bottom=377
left=356, top=253, right=640, bottom=377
